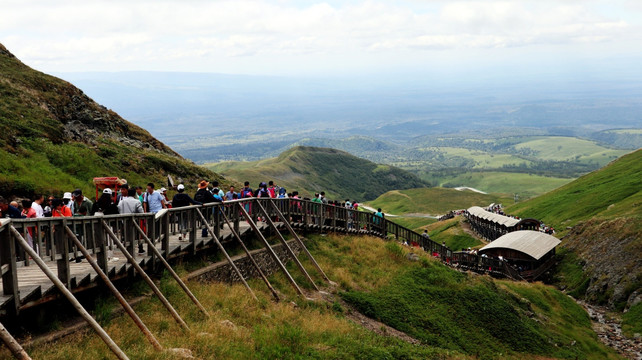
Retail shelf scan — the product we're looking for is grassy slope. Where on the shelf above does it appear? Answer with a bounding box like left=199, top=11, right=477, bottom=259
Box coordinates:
left=208, top=146, right=427, bottom=202
left=513, top=136, right=627, bottom=163
left=368, top=187, right=512, bottom=216
left=0, top=43, right=221, bottom=197
left=413, top=146, right=533, bottom=168
left=508, top=149, right=641, bottom=229
left=17, top=234, right=618, bottom=360
left=431, top=171, right=573, bottom=199
left=508, top=149, right=642, bottom=315
left=423, top=217, right=483, bottom=251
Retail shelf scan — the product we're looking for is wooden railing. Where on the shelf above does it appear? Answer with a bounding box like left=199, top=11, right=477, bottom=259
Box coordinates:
left=0, top=197, right=524, bottom=316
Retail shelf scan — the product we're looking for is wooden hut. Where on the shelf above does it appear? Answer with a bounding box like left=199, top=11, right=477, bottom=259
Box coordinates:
left=478, top=230, right=561, bottom=280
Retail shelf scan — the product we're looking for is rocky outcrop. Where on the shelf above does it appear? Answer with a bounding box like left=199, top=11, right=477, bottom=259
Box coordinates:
left=0, top=42, right=178, bottom=157
left=563, top=217, right=642, bottom=310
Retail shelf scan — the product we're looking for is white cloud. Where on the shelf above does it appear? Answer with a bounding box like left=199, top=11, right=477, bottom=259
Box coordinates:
left=1, top=0, right=640, bottom=75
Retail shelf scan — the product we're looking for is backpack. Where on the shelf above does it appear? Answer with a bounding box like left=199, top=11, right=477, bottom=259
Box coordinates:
left=241, top=188, right=253, bottom=198
left=258, top=188, right=270, bottom=198
left=194, top=189, right=210, bottom=203
left=267, top=187, right=276, bottom=198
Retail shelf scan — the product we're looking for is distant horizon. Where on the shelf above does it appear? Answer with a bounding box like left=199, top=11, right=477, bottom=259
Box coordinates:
left=4, top=0, right=642, bottom=82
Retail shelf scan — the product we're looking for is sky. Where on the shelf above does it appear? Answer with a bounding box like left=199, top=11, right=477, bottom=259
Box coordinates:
left=2, top=0, right=642, bottom=80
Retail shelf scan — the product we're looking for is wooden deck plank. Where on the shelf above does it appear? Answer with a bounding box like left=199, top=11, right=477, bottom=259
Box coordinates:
left=2, top=220, right=280, bottom=313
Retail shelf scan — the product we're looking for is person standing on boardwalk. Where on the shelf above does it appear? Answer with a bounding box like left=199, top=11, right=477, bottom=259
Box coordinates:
left=31, top=194, right=45, bottom=218
left=210, top=181, right=225, bottom=199
left=51, top=199, right=72, bottom=217
left=225, top=185, right=236, bottom=201
left=92, top=189, right=119, bottom=216
left=173, top=184, right=201, bottom=208
left=194, top=180, right=218, bottom=236
left=118, top=186, right=144, bottom=215
left=70, top=189, right=93, bottom=216
left=143, top=183, right=166, bottom=214
left=267, top=181, right=277, bottom=198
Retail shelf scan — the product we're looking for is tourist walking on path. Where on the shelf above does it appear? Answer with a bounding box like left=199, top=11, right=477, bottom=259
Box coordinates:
left=225, top=186, right=236, bottom=201
left=70, top=189, right=93, bottom=216
left=143, top=183, right=166, bottom=213
left=31, top=194, right=45, bottom=218
left=210, top=181, right=225, bottom=199
left=173, top=184, right=201, bottom=208
left=92, top=189, right=119, bottom=216
left=51, top=199, right=72, bottom=217
left=172, top=184, right=202, bottom=241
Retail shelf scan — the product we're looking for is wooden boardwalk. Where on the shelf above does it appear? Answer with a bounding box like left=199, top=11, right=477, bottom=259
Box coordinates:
left=1, top=221, right=267, bottom=312
left=0, top=198, right=536, bottom=360
left=0, top=198, right=440, bottom=319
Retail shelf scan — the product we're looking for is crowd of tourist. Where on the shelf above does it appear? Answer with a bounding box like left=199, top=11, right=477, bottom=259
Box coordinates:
left=0, top=179, right=384, bottom=221
left=486, top=203, right=555, bottom=235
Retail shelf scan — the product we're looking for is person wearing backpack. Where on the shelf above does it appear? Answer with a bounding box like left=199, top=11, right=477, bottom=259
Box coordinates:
left=238, top=181, right=254, bottom=219
left=240, top=181, right=253, bottom=199
left=257, top=182, right=270, bottom=198
left=267, top=181, right=277, bottom=198
left=210, top=180, right=225, bottom=199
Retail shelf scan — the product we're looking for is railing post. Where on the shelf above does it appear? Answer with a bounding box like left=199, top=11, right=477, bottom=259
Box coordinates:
left=0, top=223, right=19, bottom=316
left=303, top=201, right=309, bottom=231
left=125, top=217, right=135, bottom=257
left=332, top=206, right=337, bottom=232
left=189, top=208, right=197, bottom=254
left=55, top=219, right=71, bottom=288
left=214, top=205, right=221, bottom=239
left=162, top=212, right=170, bottom=259
left=95, top=221, right=108, bottom=274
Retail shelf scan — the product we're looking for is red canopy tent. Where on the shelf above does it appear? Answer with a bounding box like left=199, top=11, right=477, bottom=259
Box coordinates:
left=92, top=177, right=127, bottom=201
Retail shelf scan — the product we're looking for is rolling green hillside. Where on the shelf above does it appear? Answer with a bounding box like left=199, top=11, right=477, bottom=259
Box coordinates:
left=436, top=171, right=573, bottom=199
left=0, top=43, right=221, bottom=197
left=208, top=146, right=427, bottom=201
left=368, top=187, right=512, bottom=216
left=16, top=234, right=619, bottom=359
left=508, top=149, right=642, bottom=317
left=513, top=136, right=626, bottom=163
left=508, top=149, right=641, bottom=227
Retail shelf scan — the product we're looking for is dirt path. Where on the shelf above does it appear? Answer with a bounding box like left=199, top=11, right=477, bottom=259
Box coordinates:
left=458, top=217, right=488, bottom=245
left=577, top=300, right=642, bottom=360
left=313, top=289, right=421, bottom=345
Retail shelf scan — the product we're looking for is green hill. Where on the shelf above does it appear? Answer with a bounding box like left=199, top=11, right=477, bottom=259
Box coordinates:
left=208, top=146, right=427, bottom=201
left=16, top=234, right=619, bottom=359
left=508, top=149, right=642, bottom=318
left=369, top=187, right=512, bottom=216
left=0, top=43, right=220, bottom=197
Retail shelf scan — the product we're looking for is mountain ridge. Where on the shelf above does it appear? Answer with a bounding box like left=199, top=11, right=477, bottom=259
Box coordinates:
left=0, top=43, right=221, bottom=196
left=209, top=146, right=427, bottom=202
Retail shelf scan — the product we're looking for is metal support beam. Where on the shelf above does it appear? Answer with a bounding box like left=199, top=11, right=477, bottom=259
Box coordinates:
left=220, top=211, right=280, bottom=301
left=9, top=226, right=129, bottom=360
left=64, top=226, right=163, bottom=351
left=268, top=200, right=332, bottom=284
left=237, top=203, right=305, bottom=297
left=100, top=220, right=190, bottom=331
left=195, top=208, right=258, bottom=301
left=255, top=201, right=319, bottom=291
left=131, top=220, right=210, bottom=317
